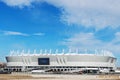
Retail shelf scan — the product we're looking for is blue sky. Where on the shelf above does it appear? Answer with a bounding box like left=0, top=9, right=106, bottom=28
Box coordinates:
left=0, top=0, right=120, bottom=66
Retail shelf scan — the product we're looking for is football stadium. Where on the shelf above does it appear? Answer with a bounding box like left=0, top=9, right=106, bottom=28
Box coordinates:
left=5, top=49, right=116, bottom=74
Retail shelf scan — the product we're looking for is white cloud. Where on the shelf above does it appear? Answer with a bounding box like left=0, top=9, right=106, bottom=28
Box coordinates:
left=63, top=32, right=101, bottom=49
left=1, top=0, right=120, bottom=52
left=0, top=30, right=45, bottom=36
left=46, top=0, right=120, bottom=29
left=1, top=0, right=120, bottom=29
left=3, top=31, right=29, bottom=36
left=63, top=32, right=120, bottom=54
left=1, top=0, right=36, bottom=8
left=33, top=32, right=44, bottom=36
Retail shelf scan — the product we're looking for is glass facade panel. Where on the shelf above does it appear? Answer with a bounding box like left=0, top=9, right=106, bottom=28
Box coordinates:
left=38, top=58, right=50, bottom=65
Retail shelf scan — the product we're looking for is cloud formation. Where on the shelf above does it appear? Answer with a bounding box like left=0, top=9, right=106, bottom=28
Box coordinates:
left=47, top=0, right=120, bottom=29
left=0, top=30, right=44, bottom=36
left=63, top=32, right=120, bottom=54
left=3, top=31, right=29, bottom=36
left=1, top=0, right=120, bottom=29
left=1, top=0, right=120, bottom=54
left=1, top=0, right=31, bottom=8
left=33, top=33, right=45, bottom=36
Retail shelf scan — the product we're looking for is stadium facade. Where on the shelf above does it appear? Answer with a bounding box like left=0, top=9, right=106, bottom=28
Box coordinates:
left=5, top=49, right=117, bottom=73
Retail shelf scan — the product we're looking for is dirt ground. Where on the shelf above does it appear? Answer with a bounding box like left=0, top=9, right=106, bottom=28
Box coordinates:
left=0, top=73, right=120, bottom=80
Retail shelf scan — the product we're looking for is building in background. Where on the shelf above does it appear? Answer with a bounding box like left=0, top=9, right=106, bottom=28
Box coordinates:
left=5, top=49, right=117, bottom=74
